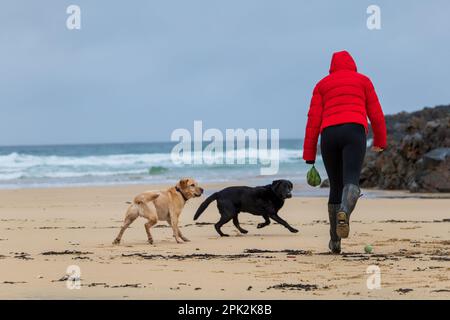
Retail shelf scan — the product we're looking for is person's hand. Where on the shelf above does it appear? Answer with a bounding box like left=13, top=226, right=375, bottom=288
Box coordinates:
left=371, top=146, right=384, bottom=152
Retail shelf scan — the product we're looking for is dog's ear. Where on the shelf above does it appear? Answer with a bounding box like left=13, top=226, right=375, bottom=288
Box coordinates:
left=178, top=178, right=190, bottom=189
left=271, top=180, right=282, bottom=191
left=271, top=179, right=282, bottom=186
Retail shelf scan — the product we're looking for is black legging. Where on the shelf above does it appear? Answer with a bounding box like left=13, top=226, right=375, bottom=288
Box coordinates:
left=320, top=123, right=366, bottom=204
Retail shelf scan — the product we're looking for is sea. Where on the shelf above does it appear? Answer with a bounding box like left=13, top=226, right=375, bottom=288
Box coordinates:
left=0, top=138, right=404, bottom=198
left=0, top=139, right=325, bottom=191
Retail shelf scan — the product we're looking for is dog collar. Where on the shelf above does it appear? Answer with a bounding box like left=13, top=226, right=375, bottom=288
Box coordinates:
left=176, top=187, right=189, bottom=202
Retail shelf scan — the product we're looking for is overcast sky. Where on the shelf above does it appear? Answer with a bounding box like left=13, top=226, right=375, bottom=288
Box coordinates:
left=1, top=0, right=449, bottom=145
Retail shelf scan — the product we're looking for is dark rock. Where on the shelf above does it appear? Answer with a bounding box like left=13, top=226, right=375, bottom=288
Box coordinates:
left=320, top=179, right=329, bottom=188
left=414, top=149, right=450, bottom=192
left=361, top=105, right=450, bottom=192
left=423, top=148, right=450, bottom=164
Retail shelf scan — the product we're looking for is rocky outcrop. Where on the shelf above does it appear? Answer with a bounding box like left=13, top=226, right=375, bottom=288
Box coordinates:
left=320, top=178, right=329, bottom=188
left=360, top=105, right=450, bottom=192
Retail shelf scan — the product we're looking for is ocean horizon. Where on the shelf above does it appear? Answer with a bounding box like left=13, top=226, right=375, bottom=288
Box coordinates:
left=0, top=139, right=327, bottom=190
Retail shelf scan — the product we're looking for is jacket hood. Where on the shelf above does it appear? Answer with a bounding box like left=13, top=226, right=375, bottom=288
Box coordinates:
left=329, top=51, right=357, bottom=73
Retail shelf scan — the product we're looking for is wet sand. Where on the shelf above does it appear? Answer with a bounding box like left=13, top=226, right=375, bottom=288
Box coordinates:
left=0, top=185, right=449, bottom=299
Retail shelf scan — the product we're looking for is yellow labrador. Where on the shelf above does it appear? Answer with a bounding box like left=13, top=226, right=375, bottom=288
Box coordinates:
left=113, top=178, right=203, bottom=245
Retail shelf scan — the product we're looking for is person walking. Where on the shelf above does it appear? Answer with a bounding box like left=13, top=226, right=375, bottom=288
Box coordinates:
left=303, top=50, right=387, bottom=254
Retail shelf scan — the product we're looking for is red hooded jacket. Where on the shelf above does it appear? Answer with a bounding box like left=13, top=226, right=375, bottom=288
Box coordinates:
left=302, top=51, right=387, bottom=162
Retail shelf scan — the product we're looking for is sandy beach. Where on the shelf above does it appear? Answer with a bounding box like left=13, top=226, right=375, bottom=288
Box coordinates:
left=0, top=184, right=449, bottom=299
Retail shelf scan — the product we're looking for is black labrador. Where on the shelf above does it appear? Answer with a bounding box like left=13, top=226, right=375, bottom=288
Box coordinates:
left=193, top=180, right=298, bottom=236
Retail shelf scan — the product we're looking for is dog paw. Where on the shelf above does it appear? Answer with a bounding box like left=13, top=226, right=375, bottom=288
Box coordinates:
left=112, top=239, right=120, bottom=245
left=220, top=234, right=230, bottom=237
left=240, top=229, right=248, bottom=234
left=182, top=238, right=190, bottom=242
left=148, top=239, right=153, bottom=245
left=257, top=223, right=266, bottom=229
left=290, top=228, right=299, bottom=233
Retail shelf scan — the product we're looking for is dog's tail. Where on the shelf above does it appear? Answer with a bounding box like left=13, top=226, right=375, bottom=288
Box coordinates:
left=133, top=192, right=159, bottom=205
left=193, top=192, right=218, bottom=220
left=132, top=192, right=160, bottom=217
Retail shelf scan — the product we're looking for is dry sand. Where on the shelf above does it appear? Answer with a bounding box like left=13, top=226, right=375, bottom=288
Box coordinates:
left=0, top=184, right=449, bottom=299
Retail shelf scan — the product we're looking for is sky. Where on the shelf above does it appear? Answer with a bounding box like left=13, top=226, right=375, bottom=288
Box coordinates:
left=1, top=0, right=449, bottom=146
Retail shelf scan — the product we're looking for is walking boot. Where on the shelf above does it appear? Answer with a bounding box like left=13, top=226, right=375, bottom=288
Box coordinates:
left=328, top=203, right=341, bottom=254
left=336, top=184, right=360, bottom=238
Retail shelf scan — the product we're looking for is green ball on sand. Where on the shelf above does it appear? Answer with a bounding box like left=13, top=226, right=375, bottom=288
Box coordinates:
left=364, top=244, right=373, bottom=254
